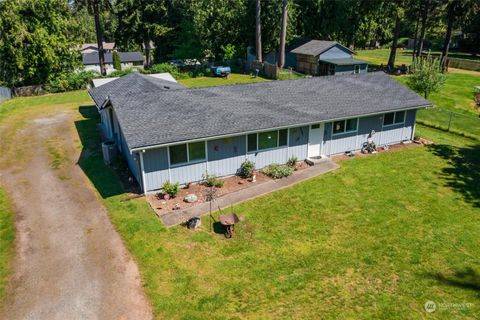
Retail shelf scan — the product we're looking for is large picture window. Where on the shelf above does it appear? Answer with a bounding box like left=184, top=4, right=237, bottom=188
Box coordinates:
left=333, top=118, right=357, bottom=135
left=247, top=129, right=289, bottom=152
left=259, top=130, right=278, bottom=150
left=383, top=111, right=406, bottom=126
left=169, top=141, right=206, bottom=165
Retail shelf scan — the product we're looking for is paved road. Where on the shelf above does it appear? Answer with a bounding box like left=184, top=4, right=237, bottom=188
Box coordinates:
left=0, top=112, right=152, bottom=320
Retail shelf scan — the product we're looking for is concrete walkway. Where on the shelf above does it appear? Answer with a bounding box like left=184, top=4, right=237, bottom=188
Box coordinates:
left=160, top=159, right=339, bottom=227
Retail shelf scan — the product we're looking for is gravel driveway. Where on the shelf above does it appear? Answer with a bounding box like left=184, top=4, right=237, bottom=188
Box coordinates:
left=0, top=111, right=152, bottom=320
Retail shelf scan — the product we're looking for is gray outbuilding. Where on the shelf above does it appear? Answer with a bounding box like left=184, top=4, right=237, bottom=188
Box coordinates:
left=290, top=40, right=368, bottom=76
left=89, top=72, right=431, bottom=193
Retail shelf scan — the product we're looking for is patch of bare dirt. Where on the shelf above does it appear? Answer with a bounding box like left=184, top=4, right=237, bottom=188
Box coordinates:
left=0, top=111, right=152, bottom=319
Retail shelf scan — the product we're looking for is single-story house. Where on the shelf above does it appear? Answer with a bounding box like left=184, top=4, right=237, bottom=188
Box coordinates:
left=89, top=72, right=431, bottom=194
left=82, top=52, right=144, bottom=75
left=290, top=40, right=368, bottom=76
left=80, top=42, right=116, bottom=54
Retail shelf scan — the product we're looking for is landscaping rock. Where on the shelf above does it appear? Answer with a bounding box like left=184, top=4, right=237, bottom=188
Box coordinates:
left=184, top=193, right=198, bottom=203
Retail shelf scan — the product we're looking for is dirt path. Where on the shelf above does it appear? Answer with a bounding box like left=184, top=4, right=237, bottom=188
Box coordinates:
left=0, top=111, right=152, bottom=319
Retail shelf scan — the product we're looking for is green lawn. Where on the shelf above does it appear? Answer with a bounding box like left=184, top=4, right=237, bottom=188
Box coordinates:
left=395, top=72, right=480, bottom=140
left=356, top=49, right=413, bottom=68
left=0, top=189, right=14, bottom=307
left=356, top=49, right=480, bottom=68
left=178, top=73, right=269, bottom=88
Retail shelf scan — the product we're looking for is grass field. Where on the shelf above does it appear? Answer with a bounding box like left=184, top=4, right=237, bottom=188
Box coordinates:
left=395, top=71, right=480, bottom=140
left=0, top=189, right=14, bottom=307
left=1, top=80, right=480, bottom=318
left=178, top=73, right=269, bottom=87
left=356, top=49, right=480, bottom=68
left=356, top=49, right=412, bottom=68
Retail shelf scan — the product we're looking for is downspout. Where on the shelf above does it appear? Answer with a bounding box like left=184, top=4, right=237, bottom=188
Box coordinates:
left=139, top=151, right=147, bottom=194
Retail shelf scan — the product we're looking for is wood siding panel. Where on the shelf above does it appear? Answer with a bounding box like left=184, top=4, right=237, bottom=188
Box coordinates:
left=207, top=135, right=246, bottom=177
left=143, top=147, right=169, bottom=192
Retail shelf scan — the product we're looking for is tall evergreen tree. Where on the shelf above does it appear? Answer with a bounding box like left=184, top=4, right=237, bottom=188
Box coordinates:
left=0, top=0, right=82, bottom=86
left=278, top=0, right=288, bottom=68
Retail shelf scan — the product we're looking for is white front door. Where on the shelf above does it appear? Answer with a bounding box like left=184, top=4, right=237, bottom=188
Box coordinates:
left=308, top=123, right=324, bottom=158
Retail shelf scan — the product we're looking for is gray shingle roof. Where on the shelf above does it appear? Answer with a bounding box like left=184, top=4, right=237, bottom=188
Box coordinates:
left=82, top=52, right=144, bottom=65
left=89, top=72, right=431, bottom=151
left=89, top=72, right=184, bottom=107
left=320, top=57, right=368, bottom=65
left=290, top=40, right=354, bottom=56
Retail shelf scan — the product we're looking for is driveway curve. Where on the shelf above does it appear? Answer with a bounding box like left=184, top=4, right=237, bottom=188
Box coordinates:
left=0, top=111, right=152, bottom=320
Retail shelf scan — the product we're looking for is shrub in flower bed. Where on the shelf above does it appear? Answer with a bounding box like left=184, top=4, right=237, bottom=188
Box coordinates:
left=161, top=181, right=180, bottom=198
left=261, top=163, right=294, bottom=179
left=286, top=156, right=298, bottom=167
left=240, top=160, right=255, bottom=178
left=204, top=174, right=224, bottom=188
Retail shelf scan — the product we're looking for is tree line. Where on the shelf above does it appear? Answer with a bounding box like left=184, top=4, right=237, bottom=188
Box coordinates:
left=0, top=0, right=478, bottom=86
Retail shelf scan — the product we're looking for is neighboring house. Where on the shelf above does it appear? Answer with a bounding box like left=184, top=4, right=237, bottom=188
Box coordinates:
left=80, top=42, right=116, bottom=54
left=290, top=40, right=368, bottom=76
left=91, top=72, right=177, bottom=88
left=82, top=52, right=144, bottom=75
left=89, top=72, right=431, bottom=194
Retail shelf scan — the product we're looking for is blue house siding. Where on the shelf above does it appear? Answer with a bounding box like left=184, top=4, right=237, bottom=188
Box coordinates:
left=132, top=112, right=418, bottom=193
left=318, top=45, right=352, bottom=60
left=207, top=136, right=246, bottom=177
left=171, top=161, right=206, bottom=185
left=142, top=147, right=169, bottom=192
left=288, top=126, right=309, bottom=159
left=335, top=64, right=368, bottom=75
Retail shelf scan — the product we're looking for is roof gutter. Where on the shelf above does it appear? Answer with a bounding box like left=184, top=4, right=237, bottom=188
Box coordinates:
left=130, top=103, right=431, bottom=153
left=87, top=90, right=110, bottom=110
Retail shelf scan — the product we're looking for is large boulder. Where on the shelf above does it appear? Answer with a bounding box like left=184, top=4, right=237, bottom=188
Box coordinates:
left=184, top=193, right=198, bottom=203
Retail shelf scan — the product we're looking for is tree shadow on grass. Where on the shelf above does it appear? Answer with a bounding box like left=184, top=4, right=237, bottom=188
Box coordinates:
left=74, top=105, right=133, bottom=199
left=426, top=268, right=480, bottom=293
left=426, top=143, right=480, bottom=208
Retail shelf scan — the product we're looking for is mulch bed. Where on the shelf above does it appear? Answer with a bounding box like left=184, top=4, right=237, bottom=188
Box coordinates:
left=147, top=162, right=310, bottom=214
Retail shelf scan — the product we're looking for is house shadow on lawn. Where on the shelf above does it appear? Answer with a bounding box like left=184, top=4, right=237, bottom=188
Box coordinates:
left=426, top=268, right=480, bottom=293
left=427, top=143, right=480, bottom=208
left=75, top=105, right=138, bottom=199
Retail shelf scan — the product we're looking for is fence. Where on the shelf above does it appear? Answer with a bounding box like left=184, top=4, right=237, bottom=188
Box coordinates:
left=417, top=107, right=480, bottom=140
left=0, top=86, right=12, bottom=103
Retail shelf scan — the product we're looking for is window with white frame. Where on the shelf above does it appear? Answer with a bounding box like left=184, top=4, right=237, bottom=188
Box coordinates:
left=332, top=118, right=358, bottom=135
left=354, top=65, right=361, bottom=74
left=169, top=141, right=206, bottom=165
left=247, top=129, right=288, bottom=152
left=383, top=111, right=406, bottom=126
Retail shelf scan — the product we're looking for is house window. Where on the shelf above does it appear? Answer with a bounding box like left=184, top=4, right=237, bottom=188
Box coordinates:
left=169, top=141, right=206, bottom=165
left=329, top=64, right=335, bottom=75
left=383, top=111, right=406, bottom=126
left=333, top=118, right=358, bottom=135
left=279, top=129, right=288, bottom=146
left=354, top=65, right=361, bottom=74
left=259, top=130, right=278, bottom=149
left=247, top=134, right=257, bottom=152
left=248, top=129, right=289, bottom=152
left=311, top=124, right=320, bottom=129
left=188, top=142, right=206, bottom=161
